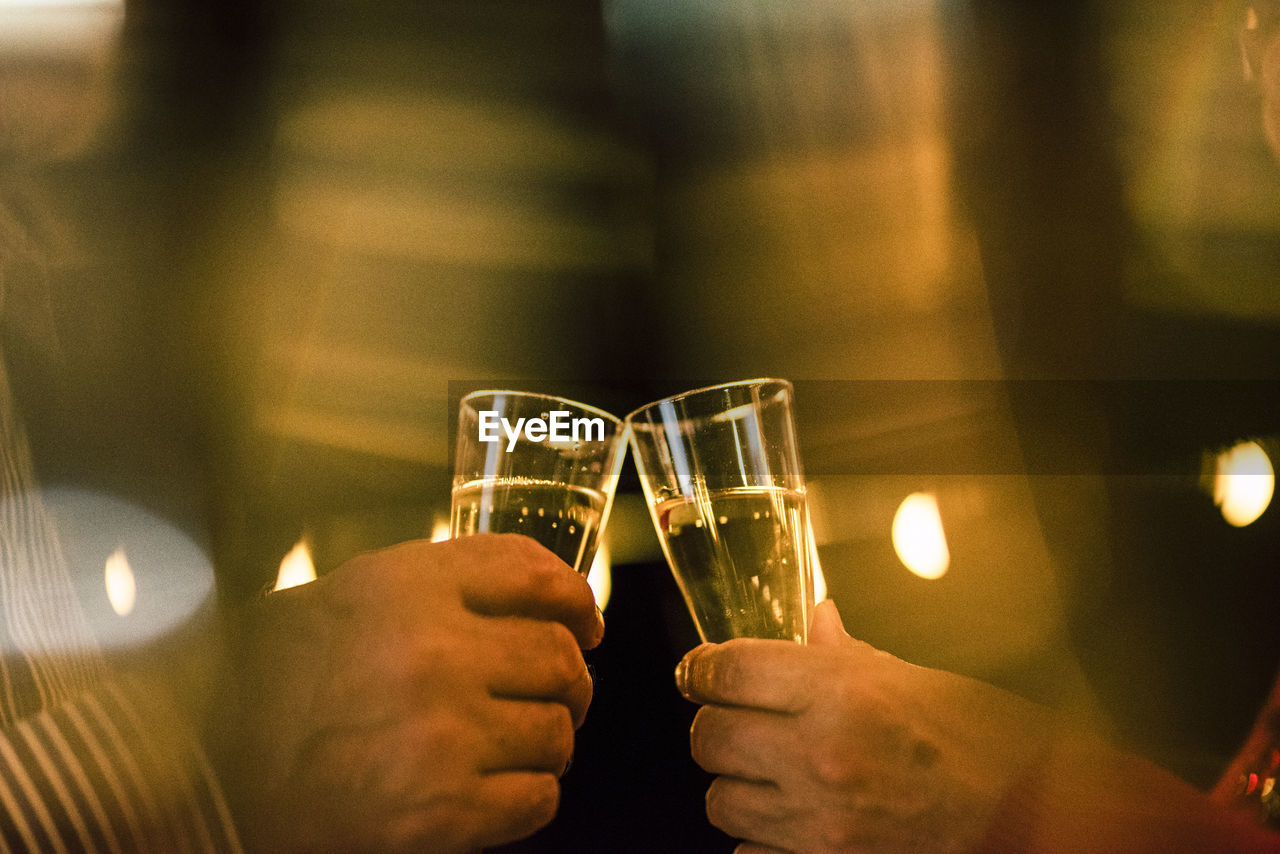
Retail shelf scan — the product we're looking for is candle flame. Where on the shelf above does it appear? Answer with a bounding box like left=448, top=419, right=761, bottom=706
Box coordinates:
left=104, top=547, right=136, bottom=616
left=1215, top=441, right=1275, bottom=527
left=274, top=539, right=317, bottom=591
left=892, top=492, right=950, bottom=580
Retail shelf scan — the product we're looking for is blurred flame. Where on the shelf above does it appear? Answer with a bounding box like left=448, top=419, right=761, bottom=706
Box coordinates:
left=586, top=541, right=612, bottom=611
left=430, top=516, right=451, bottom=542
left=0, top=0, right=123, bottom=54
left=0, top=0, right=118, bottom=5
left=104, top=547, right=135, bottom=616
left=1215, top=441, right=1275, bottom=527
left=892, top=492, right=950, bottom=580
left=274, top=539, right=317, bottom=591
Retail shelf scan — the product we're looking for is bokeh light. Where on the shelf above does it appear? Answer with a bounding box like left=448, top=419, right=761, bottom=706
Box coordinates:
left=1214, top=441, right=1275, bottom=527
left=891, top=492, right=950, bottom=580
left=103, top=547, right=135, bottom=616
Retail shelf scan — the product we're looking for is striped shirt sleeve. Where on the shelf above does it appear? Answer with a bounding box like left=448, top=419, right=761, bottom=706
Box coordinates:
left=1, top=354, right=245, bottom=853
left=0, top=679, right=244, bottom=854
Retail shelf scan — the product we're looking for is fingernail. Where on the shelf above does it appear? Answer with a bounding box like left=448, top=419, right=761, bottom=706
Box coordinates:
left=674, top=655, right=690, bottom=696
left=675, top=645, right=707, bottom=697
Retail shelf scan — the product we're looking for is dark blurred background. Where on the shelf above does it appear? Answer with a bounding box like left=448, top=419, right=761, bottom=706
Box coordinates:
left=4, top=0, right=1280, bottom=850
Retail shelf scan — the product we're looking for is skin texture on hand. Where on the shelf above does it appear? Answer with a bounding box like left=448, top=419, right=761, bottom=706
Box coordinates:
left=675, top=599, right=1052, bottom=854
left=677, top=601, right=1280, bottom=854
left=221, top=534, right=603, bottom=854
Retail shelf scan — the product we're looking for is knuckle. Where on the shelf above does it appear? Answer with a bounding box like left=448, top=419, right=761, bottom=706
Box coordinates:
left=540, top=623, right=584, bottom=687
left=456, top=532, right=548, bottom=583
left=811, top=748, right=862, bottom=790
left=503, top=529, right=548, bottom=556
left=502, top=532, right=558, bottom=571
left=817, top=815, right=861, bottom=852
left=505, top=547, right=567, bottom=603
left=524, top=624, right=581, bottom=691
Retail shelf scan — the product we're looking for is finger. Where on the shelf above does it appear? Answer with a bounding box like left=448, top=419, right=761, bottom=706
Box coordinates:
left=675, top=640, right=814, bottom=712
left=808, top=598, right=851, bottom=647
left=456, top=534, right=604, bottom=648
left=479, top=700, right=574, bottom=776
left=704, top=776, right=790, bottom=849
left=481, top=617, right=594, bottom=727
left=466, top=771, right=561, bottom=849
left=689, top=706, right=789, bottom=783
left=735, top=844, right=794, bottom=854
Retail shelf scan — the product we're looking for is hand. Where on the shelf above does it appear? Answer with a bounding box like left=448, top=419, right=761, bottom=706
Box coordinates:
left=676, top=600, right=1049, bottom=854
left=223, top=534, right=603, bottom=854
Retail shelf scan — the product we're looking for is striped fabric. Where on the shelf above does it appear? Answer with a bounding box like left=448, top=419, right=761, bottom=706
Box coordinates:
left=0, top=682, right=241, bottom=854
left=0, top=362, right=107, bottom=728
left=0, top=355, right=244, bottom=851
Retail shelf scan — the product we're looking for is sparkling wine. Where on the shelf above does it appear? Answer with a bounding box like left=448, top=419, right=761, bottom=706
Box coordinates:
left=655, top=485, right=811, bottom=643
left=451, top=478, right=607, bottom=573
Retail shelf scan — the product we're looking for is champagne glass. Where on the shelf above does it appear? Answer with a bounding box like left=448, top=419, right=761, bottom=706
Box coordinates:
left=626, top=379, right=814, bottom=643
left=451, top=390, right=626, bottom=573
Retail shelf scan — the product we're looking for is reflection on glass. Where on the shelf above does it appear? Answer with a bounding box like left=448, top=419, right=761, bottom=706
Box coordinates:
left=808, top=515, right=828, bottom=603
left=451, top=391, right=626, bottom=576
left=628, top=380, right=813, bottom=643
left=586, top=541, right=612, bottom=612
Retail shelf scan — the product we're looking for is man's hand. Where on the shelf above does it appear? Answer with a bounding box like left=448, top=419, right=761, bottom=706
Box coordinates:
left=226, top=534, right=603, bottom=854
left=676, top=599, right=1048, bottom=854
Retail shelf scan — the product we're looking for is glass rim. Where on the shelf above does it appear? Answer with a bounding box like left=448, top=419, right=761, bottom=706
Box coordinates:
left=459, top=388, right=624, bottom=426
left=624, top=378, right=794, bottom=424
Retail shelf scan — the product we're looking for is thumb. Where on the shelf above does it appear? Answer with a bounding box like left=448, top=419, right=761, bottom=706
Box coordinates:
left=808, top=598, right=850, bottom=647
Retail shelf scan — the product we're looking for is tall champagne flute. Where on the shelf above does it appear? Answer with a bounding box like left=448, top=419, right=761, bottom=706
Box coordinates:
left=627, top=379, right=814, bottom=643
left=451, top=390, right=626, bottom=573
